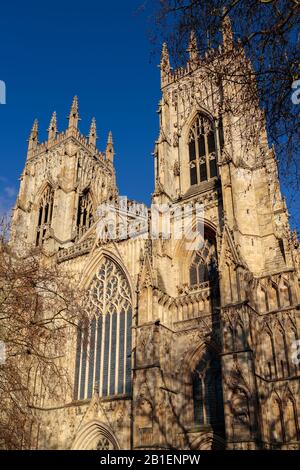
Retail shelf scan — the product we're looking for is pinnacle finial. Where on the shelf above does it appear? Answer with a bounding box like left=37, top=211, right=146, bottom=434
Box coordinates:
left=32, top=118, right=38, bottom=133
left=89, top=117, right=97, bottom=147
left=160, top=42, right=171, bottom=86
left=106, top=131, right=114, bottom=162
left=30, top=119, right=39, bottom=141
left=71, top=95, right=78, bottom=112
left=68, top=95, right=80, bottom=129
left=162, top=42, right=168, bottom=56
left=107, top=130, right=113, bottom=145
left=188, top=31, right=199, bottom=63
left=222, top=13, right=234, bottom=49
left=161, top=43, right=170, bottom=70
left=27, top=119, right=39, bottom=157
left=48, top=111, right=57, bottom=142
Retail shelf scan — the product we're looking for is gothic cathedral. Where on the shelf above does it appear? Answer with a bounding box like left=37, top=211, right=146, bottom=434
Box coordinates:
left=10, top=19, right=300, bottom=450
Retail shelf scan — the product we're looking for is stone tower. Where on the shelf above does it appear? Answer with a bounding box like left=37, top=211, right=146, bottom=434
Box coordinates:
left=10, top=20, right=300, bottom=450
left=11, top=96, right=117, bottom=254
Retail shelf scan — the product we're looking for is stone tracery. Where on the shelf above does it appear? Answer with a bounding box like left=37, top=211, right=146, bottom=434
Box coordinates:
left=75, top=257, right=132, bottom=400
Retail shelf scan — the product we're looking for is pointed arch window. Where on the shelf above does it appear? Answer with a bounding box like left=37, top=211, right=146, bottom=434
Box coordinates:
left=188, top=114, right=218, bottom=186
left=77, top=190, right=94, bottom=238
left=36, top=186, right=54, bottom=246
left=190, top=235, right=217, bottom=287
left=192, top=349, right=225, bottom=430
left=74, top=258, right=132, bottom=400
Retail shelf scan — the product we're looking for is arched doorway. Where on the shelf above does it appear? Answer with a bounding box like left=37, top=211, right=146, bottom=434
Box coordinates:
left=72, top=420, right=120, bottom=450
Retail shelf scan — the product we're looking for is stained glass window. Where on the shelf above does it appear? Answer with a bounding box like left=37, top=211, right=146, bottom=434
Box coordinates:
left=75, top=258, right=132, bottom=400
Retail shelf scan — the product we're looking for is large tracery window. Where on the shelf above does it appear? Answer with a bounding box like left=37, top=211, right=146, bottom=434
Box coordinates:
left=190, top=235, right=217, bottom=287
left=188, top=114, right=218, bottom=186
left=192, top=349, right=225, bottom=431
left=36, top=186, right=54, bottom=246
left=77, top=190, right=94, bottom=238
left=74, top=258, right=132, bottom=400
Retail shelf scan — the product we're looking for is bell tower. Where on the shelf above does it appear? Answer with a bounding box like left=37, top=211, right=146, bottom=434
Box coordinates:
left=153, top=20, right=292, bottom=276
left=11, top=97, right=117, bottom=254
left=134, top=19, right=300, bottom=450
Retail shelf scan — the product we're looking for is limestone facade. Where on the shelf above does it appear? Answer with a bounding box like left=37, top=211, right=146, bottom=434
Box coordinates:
left=10, top=25, right=300, bottom=450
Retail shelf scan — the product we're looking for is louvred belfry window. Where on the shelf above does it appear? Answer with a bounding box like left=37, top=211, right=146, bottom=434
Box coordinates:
left=77, top=190, right=94, bottom=238
left=36, top=186, right=54, bottom=246
left=74, top=258, right=132, bottom=400
left=188, top=114, right=218, bottom=186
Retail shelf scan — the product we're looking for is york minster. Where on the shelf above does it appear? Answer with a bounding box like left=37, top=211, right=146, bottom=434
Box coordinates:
left=6, top=18, right=300, bottom=451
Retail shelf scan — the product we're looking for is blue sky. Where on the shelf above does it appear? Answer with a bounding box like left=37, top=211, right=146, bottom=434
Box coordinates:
left=0, top=0, right=159, bottom=215
left=0, top=1, right=298, bottom=231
